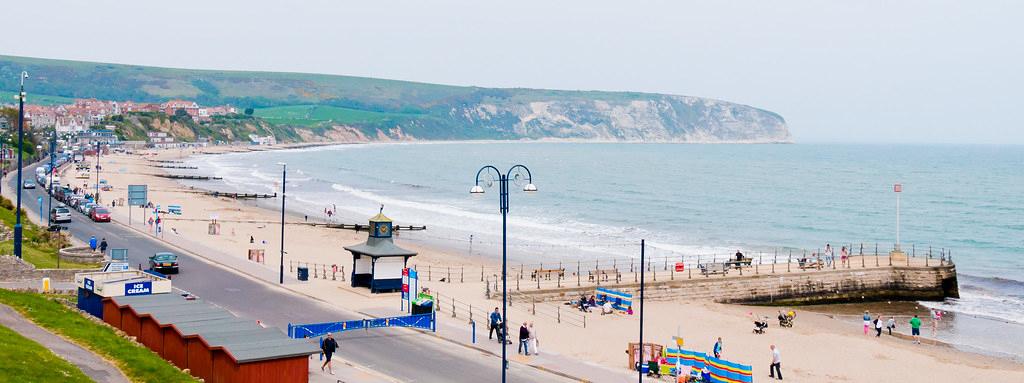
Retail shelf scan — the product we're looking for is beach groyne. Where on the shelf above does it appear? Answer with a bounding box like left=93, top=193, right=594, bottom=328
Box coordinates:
left=500, top=264, right=958, bottom=305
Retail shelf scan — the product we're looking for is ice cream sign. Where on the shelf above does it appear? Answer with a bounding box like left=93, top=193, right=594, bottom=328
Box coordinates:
left=125, top=281, right=152, bottom=296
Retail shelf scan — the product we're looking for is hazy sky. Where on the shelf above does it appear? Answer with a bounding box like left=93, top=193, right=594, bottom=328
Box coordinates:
left=7, top=0, right=1023, bottom=144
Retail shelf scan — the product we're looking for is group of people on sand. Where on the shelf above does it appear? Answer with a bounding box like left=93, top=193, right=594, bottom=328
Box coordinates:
left=575, top=293, right=632, bottom=315
left=863, top=309, right=942, bottom=344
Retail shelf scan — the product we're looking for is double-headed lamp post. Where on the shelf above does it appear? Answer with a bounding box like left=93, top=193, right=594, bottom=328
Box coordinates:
left=469, top=164, right=536, bottom=383
left=13, top=71, right=28, bottom=259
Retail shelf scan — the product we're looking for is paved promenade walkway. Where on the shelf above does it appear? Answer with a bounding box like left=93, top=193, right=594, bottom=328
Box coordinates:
left=0, top=303, right=130, bottom=383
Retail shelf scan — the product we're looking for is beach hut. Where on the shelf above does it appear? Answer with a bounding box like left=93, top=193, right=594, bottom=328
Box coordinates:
left=344, top=211, right=418, bottom=293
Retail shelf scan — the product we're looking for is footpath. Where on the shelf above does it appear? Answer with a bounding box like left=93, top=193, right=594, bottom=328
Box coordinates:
left=0, top=303, right=130, bottom=383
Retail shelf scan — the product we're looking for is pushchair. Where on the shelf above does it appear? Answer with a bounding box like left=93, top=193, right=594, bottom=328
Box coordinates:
left=778, top=310, right=795, bottom=328
left=753, top=316, right=769, bottom=334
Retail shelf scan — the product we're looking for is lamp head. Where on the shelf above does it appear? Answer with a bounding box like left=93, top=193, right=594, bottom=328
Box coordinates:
left=523, top=183, right=537, bottom=193
left=470, top=185, right=485, bottom=194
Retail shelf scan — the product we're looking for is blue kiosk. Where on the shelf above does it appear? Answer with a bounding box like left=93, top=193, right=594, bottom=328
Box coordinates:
left=344, top=212, right=417, bottom=293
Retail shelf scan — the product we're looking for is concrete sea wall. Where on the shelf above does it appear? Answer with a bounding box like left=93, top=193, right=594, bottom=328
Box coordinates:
left=502, top=265, right=958, bottom=306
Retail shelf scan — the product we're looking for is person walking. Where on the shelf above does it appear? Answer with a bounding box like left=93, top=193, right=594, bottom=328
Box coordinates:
left=824, top=244, right=834, bottom=267
left=886, top=316, right=896, bottom=335
left=320, top=333, right=339, bottom=375
left=840, top=245, right=849, bottom=267
left=488, top=307, right=501, bottom=340
left=910, top=315, right=922, bottom=344
left=875, top=315, right=884, bottom=337
left=518, top=322, right=530, bottom=355
left=768, top=344, right=782, bottom=380
left=89, top=236, right=97, bottom=251
left=862, top=311, right=871, bottom=335
left=713, top=337, right=723, bottom=359
left=99, top=238, right=108, bottom=254
left=529, top=322, right=539, bottom=355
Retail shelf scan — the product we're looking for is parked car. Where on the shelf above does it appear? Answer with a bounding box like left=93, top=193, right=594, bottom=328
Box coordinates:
left=90, top=207, right=111, bottom=222
left=148, top=252, right=179, bottom=274
left=50, top=207, right=72, bottom=223
left=22, top=181, right=35, bottom=189
left=79, top=202, right=95, bottom=215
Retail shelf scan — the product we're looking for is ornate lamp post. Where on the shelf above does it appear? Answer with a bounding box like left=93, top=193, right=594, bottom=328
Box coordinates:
left=278, top=162, right=287, bottom=284
left=469, top=164, right=536, bottom=383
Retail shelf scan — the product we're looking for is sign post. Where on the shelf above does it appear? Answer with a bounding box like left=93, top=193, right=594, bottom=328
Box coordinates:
left=127, top=185, right=148, bottom=226
left=401, top=268, right=410, bottom=312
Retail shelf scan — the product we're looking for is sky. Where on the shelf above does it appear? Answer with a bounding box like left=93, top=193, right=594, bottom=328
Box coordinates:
left=6, top=0, right=1023, bottom=144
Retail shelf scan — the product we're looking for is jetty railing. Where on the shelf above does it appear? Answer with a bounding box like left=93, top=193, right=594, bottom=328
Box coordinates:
left=410, top=243, right=954, bottom=291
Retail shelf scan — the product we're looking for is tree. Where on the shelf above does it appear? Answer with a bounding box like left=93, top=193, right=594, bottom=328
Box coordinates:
left=174, top=108, right=190, bottom=118
left=244, top=107, right=254, bottom=115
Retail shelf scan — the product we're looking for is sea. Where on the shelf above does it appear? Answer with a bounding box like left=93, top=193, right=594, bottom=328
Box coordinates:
left=184, top=142, right=1024, bottom=360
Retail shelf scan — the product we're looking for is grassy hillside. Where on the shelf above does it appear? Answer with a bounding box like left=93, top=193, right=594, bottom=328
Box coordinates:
left=0, top=54, right=790, bottom=143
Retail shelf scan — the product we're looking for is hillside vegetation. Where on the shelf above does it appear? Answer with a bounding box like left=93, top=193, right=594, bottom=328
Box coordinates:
left=0, top=55, right=791, bottom=143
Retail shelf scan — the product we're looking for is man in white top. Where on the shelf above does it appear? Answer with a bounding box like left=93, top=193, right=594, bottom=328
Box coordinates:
left=769, top=344, right=782, bottom=380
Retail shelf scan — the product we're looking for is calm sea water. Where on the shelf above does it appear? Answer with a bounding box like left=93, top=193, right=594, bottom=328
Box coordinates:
left=186, top=142, right=1024, bottom=357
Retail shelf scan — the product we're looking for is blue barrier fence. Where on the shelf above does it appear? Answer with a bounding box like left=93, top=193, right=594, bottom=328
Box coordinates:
left=288, top=312, right=436, bottom=339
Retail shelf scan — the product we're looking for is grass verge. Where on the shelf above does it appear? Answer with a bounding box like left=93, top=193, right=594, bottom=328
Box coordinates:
left=0, top=289, right=198, bottom=382
left=0, top=323, right=92, bottom=382
left=0, top=195, right=97, bottom=269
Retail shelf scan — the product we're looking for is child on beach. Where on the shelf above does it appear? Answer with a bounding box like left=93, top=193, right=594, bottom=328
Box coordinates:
left=863, top=311, right=872, bottom=335
left=886, top=317, right=896, bottom=335
left=841, top=246, right=849, bottom=266
left=875, top=315, right=884, bottom=337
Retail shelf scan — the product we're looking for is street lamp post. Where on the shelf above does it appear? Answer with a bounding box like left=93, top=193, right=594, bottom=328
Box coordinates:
left=638, top=239, right=645, bottom=383
left=95, top=141, right=100, bottom=203
left=470, top=164, right=536, bottom=383
left=278, top=163, right=287, bottom=284
left=47, top=132, right=56, bottom=226
left=13, top=71, right=28, bottom=259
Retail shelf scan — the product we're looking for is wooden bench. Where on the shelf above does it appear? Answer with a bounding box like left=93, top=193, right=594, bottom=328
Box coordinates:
left=725, top=257, right=753, bottom=268
left=531, top=268, right=565, bottom=280
left=588, top=269, right=620, bottom=282
left=699, top=263, right=729, bottom=276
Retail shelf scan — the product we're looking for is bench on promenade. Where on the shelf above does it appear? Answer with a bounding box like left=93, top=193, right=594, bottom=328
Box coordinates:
left=699, top=263, right=729, bottom=276
left=588, top=269, right=620, bottom=282
left=531, top=268, right=565, bottom=280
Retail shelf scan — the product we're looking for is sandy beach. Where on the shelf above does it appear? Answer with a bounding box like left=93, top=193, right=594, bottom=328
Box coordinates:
left=77, top=145, right=1024, bottom=383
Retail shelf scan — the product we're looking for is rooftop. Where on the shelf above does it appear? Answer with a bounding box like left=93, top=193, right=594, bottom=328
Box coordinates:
left=107, top=294, right=319, bottom=363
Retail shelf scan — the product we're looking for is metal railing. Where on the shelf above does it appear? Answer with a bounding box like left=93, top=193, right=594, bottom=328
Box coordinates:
left=418, top=243, right=953, bottom=292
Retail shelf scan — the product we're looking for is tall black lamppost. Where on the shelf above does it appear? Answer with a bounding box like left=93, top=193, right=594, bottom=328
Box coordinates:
left=13, top=71, right=28, bottom=259
left=46, top=130, right=56, bottom=226
left=470, top=164, right=536, bottom=383
left=1, top=133, right=8, bottom=197
left=95, top=141, right=100, bottom=202
left=278, top=162, right=287, bottom=284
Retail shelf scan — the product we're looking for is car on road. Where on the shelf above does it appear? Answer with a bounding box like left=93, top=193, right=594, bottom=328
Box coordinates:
left=80, top=202, right=95, bottom=215
left=50, top=207, right=72, bottom=223
left=23, top=181, right=35, bottom=189
left=148, top=252, right=179, bottom=274
left=90, top=207, right=111, bottom=222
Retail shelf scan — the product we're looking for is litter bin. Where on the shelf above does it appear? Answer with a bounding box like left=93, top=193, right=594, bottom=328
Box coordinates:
left=297, top=266, right=309, bottom=281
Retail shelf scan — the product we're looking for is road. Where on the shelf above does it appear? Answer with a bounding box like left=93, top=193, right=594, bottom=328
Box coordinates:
left=10, top=160, right=570, bottom=383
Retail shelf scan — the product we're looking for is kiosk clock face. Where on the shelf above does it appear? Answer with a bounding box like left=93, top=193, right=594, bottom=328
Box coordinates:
left=377, top=223, right=390, bottom=235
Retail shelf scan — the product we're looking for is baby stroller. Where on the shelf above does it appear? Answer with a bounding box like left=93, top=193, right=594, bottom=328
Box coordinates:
left=778, top=310, right=795, bottom=328
left=753, top=316, right=769, bottom=334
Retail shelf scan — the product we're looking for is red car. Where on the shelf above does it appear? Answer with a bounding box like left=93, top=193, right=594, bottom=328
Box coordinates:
left=90, top=207, right=111, bottom=222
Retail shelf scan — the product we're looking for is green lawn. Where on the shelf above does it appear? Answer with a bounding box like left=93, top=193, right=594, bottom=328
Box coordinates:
left=0, top=323, right=92, bottom=383
left=0, top=196, right=97, bottom=269
left=0, top=290, right=198, bottom=383
left=254, top=104, right=418, bottom=126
